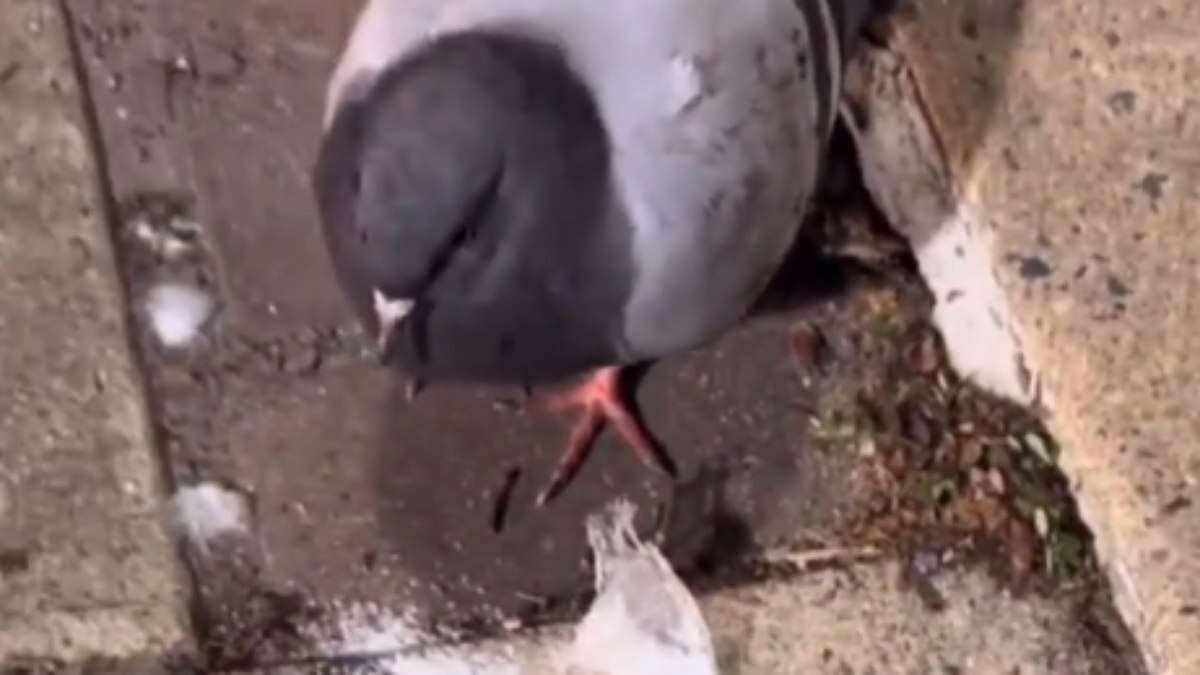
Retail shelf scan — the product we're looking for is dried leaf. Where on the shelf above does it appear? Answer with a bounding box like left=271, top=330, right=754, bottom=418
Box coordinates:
left=906, top=330, right=940, bottom=374
left=1048, top=532, right=1087, bottom=579
left=789, top=322, right=827, bottom=371
left=935, top=369, right=951, bottom=393
left=958, top=492, right=1007, bottom=534
left=1023, top=432, right=1054, bottom=465
left=987, top=443, right=1013, bottom=472
left=1004, top=518, right=1038, bottom=580
left=902, top=404, right=933, bottom=448
left=959, top=439, right=985, bottom=469
left=987, top=468, right=1006, bottom=495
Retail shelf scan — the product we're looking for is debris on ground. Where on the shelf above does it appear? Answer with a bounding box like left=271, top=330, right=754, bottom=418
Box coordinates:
left=145, top=282, right=215, bottom=348
left=301, top=602, right=517, bottom=675
left=169, top=481, right=252, bottom=555
left=837, top=317, right=1094, bottom=591
left=771, top=144, right=1102, bottom=597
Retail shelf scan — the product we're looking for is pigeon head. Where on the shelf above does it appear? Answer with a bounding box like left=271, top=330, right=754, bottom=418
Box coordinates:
left=312, top=29, right=628, bottom=380
left=313, top=32, right=512, bottom=346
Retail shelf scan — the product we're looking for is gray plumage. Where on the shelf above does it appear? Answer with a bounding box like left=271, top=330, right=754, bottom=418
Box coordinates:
left=314, top=0, right=876, bottom=384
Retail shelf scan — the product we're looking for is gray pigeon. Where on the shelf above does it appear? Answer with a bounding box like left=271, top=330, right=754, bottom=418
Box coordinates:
left=313, top=0, right=878, bottom=504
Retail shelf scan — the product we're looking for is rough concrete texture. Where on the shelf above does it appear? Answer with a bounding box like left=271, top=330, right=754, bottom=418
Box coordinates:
left=0, top=0, right=190, bottom=663
left=848, top=1, right=1200, bottom=672
left=283, top=559, right=1131, bottom=675
left=704, top=560, right=1120, bottom=675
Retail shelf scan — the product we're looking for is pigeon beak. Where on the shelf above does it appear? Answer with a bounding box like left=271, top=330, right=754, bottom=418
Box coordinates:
left=372, top=289, right=415, bottom=357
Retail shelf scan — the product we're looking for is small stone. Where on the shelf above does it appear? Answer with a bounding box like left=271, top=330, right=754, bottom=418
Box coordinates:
left=1106, top=90, right=1136, bottom=115
left=1106, top=275, right=1131, bottom=298
left=789, top=322, right=827, bottom=371
left=1018, top=256, right=1053, bottom=279
left=1136, top=172, right=1168, bottom=203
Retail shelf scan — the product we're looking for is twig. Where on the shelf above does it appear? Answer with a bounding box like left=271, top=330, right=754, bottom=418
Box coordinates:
left=764, top=545, right=884, bottom=569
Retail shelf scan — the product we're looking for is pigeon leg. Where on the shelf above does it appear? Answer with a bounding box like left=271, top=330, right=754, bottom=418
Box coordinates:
left=535, top=366, right=676, bottom=505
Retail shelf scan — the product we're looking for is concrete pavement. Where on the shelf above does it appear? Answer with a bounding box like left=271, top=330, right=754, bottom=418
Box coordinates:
left=0, top=0, right=190, bottom=664
left=287, top=559, right=1138, bottom=675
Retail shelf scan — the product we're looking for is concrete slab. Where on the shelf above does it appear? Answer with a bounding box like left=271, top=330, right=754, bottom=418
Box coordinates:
left=704, top=559, right=1134, bottom=675
left=215, top=300, right=878, bottom=624
left=845, top=1, right=1200, bottom=672
left=256, top=558, right=1140, bottom=674
left=64, top=0, right=358, bottom=342
left=138, top=223, right=925, bottom=664
left=0, top=0, right=189, bottom=663
left=66, top=0, right=912, bottom=639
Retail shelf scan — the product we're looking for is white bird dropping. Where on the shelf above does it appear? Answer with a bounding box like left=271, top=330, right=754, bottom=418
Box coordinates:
left=564, top=499, right=719, bottom=675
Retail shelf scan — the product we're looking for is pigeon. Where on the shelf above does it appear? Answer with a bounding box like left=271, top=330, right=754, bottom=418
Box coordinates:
left=313, top=0, right=879, bottom=504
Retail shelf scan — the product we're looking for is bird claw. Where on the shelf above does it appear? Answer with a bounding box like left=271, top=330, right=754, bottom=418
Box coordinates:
left=534, top=368, right=675, bottom=506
